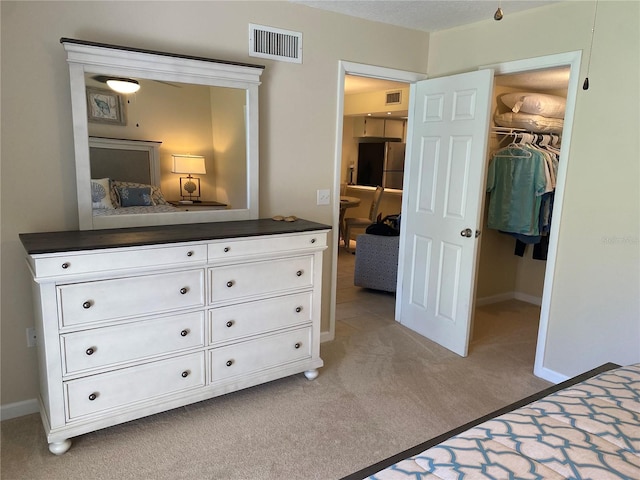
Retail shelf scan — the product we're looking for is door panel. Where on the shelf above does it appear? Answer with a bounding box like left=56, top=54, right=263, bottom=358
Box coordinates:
left=398, top=69, right=494, bottom=356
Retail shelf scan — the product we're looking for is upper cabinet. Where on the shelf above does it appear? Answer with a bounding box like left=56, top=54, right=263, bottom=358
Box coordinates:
left=383, top=118, right=405, bottom=140
left=353, top=117, right=384, bottom=137
left=353, top=117, right=405, bottom=140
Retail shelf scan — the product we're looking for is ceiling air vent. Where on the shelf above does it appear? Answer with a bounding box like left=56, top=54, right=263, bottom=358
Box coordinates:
left=249, top=23, right=302, bottom=64
left=386, top=90, right=402, bottom=105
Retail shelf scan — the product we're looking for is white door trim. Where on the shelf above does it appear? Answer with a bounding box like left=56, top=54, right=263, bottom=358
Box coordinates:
left=481, top=51, right=582, bottom=383
left=327, top=61, right=427, bottom=340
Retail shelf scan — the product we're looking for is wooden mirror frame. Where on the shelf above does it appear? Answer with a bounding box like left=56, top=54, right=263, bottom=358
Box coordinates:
left=62, top=38, right=264, bottom=230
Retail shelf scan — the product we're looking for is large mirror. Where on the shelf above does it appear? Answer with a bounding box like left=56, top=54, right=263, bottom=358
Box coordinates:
left=62, top=38, right=264, bottom=230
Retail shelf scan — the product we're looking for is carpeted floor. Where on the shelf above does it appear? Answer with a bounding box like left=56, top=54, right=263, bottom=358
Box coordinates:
left=1, top=248, right=550, bottom=480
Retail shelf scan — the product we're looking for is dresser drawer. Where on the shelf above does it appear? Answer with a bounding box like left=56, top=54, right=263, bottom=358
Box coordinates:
left=210, top=293, right=312, bottom=345
left=210, top=256, right=313, bottom=304
left=61, top=312, right=205, bottom=375
left=210, top=327, right=311, bottom=383
left=208, top=232, right=326, bottom=262
left=58, top=269, right=205, bottom=327
left=29, top=244, right=207, bottom=279
left=65, top=352, right=205, bottom=420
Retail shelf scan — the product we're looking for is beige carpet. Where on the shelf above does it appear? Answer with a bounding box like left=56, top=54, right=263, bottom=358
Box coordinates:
left=1, top=249, right=550, bottom=480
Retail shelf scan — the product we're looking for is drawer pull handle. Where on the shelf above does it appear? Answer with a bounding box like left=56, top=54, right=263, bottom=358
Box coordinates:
left=294, top=342, right=301, bottom=349
left=311, top=238, right=316, bottom=244
left=226, top=320, right=234, bottom=328
left=296, top=270, right=303, bottom=277
left=88, top=393, right=98, bottom=401
left=180, top=287, right=188, bottom=295
left=187, top=251, right=194, bottom=257
left=181, top=370, right=190, bottom=378
left=226, top=360, right=234, bottom=367
left=226, top=281, right=234, bottom=288
left=295, top=306, right=302, bottom=313
left=82, top=301, right=92, bottom=309
left=61, top=262, right=70, bottom=269
left=85, top=347, right=95, bottom=356
left=224, top=247, right=230, bottom=253
left=180, top=329, right=189, bottom=337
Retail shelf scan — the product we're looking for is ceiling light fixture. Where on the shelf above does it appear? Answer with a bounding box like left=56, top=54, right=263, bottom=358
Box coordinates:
left=106, top=78, right=140, bottom=94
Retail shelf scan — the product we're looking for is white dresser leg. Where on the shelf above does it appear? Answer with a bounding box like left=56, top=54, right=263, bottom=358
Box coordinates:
left=49, top=439, right=72, bottom=455
left=304, top=369, right=319, bottom=380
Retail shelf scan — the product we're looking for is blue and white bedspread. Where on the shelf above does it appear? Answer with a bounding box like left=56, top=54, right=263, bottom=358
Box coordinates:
left=369, top=364, right=640, bottom=479
left=93, top=205, right=179, bottom=216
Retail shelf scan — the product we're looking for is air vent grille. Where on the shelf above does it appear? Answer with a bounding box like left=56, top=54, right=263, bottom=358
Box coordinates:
left=386, top=90, right=402, bottom=105
left=249, top=24, right=302, bottom=64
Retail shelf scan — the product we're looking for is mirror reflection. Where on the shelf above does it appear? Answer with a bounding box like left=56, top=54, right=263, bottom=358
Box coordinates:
left=85, top=75, right=247, bottom=215
left=62, top=37, right=263, bottom=230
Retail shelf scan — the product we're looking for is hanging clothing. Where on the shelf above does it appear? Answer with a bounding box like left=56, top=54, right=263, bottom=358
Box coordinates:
left=486, top=146, right=548, bottom=236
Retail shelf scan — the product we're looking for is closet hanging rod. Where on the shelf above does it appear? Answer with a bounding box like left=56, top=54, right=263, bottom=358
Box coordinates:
left=491, top=127, right=528, bottom=136
left=492, top=129, right=561, bottom=144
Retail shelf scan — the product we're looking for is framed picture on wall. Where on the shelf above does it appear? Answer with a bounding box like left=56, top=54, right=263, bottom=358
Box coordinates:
left=86, top=87, right=126, bottom=125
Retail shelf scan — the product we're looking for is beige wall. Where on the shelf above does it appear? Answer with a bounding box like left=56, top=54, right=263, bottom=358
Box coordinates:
left=210, top=87, right=247, bottom=208
left=428, top=1, right=640, bottom=377
left=3, top=0, right=638, bottom=411
left=344, top=87, right=410, bottom=116
left=0, top=1, right=428, bottom=408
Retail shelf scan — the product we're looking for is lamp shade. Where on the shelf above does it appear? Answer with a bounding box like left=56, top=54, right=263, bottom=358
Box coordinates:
left=172, top=155, right=207, bottom=175
left=106, top=78, right=140, bottom=94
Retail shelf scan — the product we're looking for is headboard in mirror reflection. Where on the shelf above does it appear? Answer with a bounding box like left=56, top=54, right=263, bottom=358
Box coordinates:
left=61, top=37, right=264, bottom=230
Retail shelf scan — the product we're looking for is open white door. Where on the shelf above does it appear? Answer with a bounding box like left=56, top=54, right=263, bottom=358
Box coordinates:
left=397, top=69, right=493, bottom=356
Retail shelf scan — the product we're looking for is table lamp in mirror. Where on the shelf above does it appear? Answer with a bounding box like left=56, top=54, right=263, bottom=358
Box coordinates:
left=172, top=154, right=206, bottom=203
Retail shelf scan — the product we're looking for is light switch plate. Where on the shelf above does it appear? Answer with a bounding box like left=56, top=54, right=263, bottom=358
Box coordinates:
left=316, top=189, right=330, bottom=205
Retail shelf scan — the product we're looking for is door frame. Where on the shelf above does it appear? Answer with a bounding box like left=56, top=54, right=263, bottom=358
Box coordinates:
left=326, top=61, right=427, bottom=342
left=329, top=52, right=581, bottom=385
left=480, top=51, right=582, bottom=383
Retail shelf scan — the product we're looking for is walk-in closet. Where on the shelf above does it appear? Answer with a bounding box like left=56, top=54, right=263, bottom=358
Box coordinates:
left=472, top=67, right=570, bottom=345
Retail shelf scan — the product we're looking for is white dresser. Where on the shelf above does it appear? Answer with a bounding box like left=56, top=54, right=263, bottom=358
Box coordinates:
left=20, top=219, right=329, bottom=454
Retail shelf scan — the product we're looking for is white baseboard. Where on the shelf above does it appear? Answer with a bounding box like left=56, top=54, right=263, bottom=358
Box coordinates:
left=476, top=291, right=542, bottom=307
left=534, top=364, right=568, bottom=384
left=320, top=330, right=334, bottom=343
left=1, top=398, right=39, bottom=421
left=513, top=292, right=543, bottom=306
left=475, top=292, right=514, bottom=306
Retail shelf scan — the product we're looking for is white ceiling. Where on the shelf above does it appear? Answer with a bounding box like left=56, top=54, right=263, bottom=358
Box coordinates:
left=294, top=0, right=558, bottom=33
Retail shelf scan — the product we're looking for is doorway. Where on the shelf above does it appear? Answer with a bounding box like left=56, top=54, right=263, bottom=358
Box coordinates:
left=470, top=65, right=571, bottom=361
left=327, top=62, right=426, bottom=341
left=332, top=53, right=580, bottom=383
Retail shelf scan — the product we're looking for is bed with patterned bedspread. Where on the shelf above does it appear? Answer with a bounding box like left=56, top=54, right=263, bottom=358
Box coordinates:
left=343, top=363, right=640, bottom=480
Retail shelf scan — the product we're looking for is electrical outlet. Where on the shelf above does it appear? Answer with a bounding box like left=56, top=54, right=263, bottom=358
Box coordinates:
left=316, top=189, right=330, bottom=206
left=26, top=327, right=37, bottom=347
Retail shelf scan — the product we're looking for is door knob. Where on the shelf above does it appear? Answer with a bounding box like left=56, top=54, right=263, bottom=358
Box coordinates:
left=460, top=228, right=473, bottom=238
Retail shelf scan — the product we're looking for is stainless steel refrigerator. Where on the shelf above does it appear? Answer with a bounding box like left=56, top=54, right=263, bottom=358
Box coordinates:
left=356, top=142, right=406, bottom=189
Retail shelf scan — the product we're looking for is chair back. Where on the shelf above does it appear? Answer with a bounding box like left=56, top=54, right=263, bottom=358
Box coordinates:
left=368, top=186, right=384, bottom=221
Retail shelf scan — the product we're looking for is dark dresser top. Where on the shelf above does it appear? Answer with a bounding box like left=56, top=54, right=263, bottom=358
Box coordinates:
left=19, top=218, right=331, bottom=255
